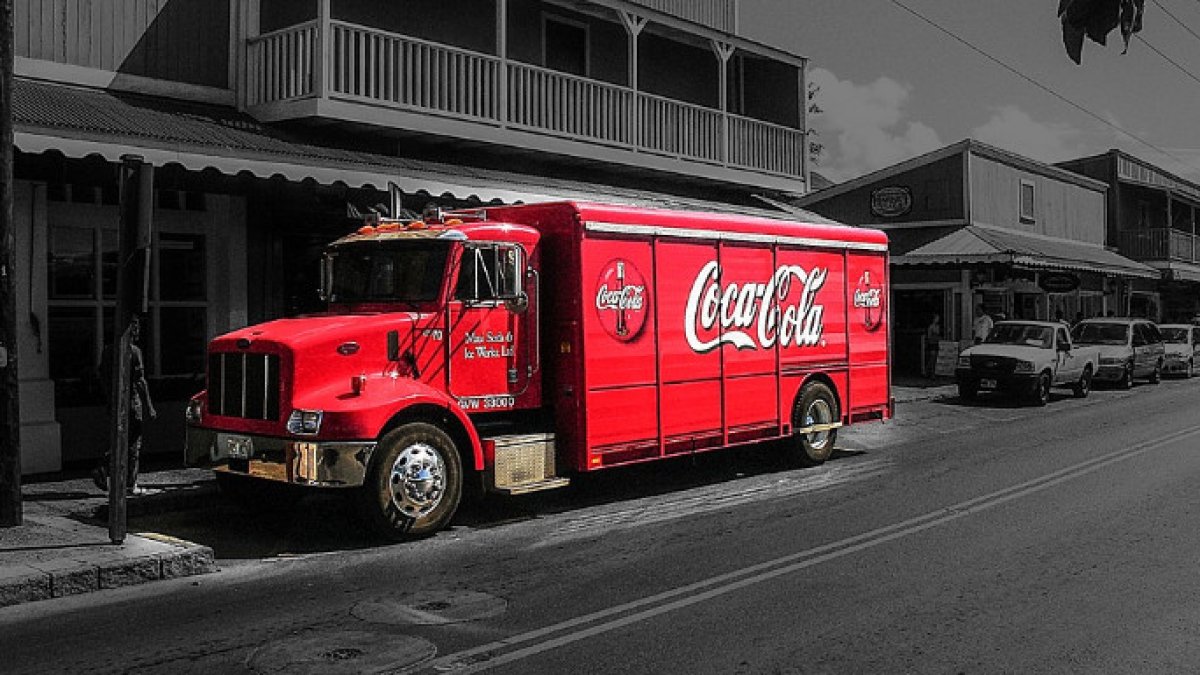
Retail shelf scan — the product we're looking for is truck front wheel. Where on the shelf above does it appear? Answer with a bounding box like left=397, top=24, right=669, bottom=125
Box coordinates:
left=791, top=382, right=839, bottom=466
left=360, top=422, right=462, bottom=540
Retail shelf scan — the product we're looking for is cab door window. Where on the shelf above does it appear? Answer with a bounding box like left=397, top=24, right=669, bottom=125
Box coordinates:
left=456, top=244, right=523, bottom=302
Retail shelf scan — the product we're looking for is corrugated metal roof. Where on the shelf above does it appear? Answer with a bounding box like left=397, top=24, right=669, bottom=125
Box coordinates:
left=13, top=78, right=828, bottom=223
left=896, top=224, right=1160, bottom=279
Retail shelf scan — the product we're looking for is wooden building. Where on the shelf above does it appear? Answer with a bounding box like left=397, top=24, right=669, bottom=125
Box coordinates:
left=1058, top=150, right=1200, bottom=323
left=794, top=140, right=1157, bottom=377
left=10, top=0, right=815, bottom=474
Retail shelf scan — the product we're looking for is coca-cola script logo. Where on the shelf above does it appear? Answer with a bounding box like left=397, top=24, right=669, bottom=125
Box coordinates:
left=595, top=259, right=649, bottom=342
left=853, top=270, right=884, bottom=332
left=684, top=261, right=827, bottom=353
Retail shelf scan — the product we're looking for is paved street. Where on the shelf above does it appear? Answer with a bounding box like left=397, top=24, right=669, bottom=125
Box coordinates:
left=3, top=377, right=1200, bottom=674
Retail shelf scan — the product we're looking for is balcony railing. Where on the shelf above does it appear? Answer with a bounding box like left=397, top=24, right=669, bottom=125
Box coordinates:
left=244, top=21, right=804, bottom=180
left=1118, top=228, right=1200, bottom=263
left=626, top=0, right=738, bottom=32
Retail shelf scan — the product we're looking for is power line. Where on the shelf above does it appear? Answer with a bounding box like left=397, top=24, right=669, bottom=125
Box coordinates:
left=1137, top=34, right=1200, bottom=87
left=1150, top=0, right=1200, bottom=46
left=885, top=0, right=1200, bottom=174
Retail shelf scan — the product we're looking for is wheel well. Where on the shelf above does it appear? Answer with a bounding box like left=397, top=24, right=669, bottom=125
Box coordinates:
left=794, top=374, right=842, bottom=425
left=379, top=404, right=477, bottom=475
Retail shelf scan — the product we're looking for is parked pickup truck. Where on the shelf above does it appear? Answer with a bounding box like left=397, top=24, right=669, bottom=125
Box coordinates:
left=956, top=320, right=1100, bottom=406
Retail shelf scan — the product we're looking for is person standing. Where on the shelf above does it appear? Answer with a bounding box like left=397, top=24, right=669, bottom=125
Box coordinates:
left=972, top=305, right=994, bottom=344
left=925, top=313, right=942, bottom=378
left=92, top=316, right=157, bottom=495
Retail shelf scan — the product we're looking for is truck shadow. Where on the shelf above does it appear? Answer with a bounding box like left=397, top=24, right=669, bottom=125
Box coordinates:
left=128, top=441, right=868, bottom=560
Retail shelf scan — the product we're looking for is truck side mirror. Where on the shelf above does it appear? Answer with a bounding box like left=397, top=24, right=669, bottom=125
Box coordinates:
left=1057, top=342, right=1070, bottom=352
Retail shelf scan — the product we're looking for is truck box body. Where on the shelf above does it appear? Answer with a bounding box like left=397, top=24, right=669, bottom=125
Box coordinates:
left=185, top=202, right=891, bottom=537
left=482, top=202, right=891, bottom=472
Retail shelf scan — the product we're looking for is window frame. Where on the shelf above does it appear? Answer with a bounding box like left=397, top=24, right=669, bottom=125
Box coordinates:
left=1019, top=178, right=1036, bottom=223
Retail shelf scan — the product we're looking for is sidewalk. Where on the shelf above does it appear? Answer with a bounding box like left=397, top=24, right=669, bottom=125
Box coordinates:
left=0, top=468, right=219, bottom=608
left=892, top=376, right=959, bottom=404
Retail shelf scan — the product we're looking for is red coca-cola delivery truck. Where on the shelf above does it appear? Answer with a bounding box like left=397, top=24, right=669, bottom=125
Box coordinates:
left=185, top=202, right=891, bottom=538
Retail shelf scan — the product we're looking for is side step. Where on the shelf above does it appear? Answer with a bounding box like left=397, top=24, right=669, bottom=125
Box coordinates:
left=488, top=432, right=570, bottom=495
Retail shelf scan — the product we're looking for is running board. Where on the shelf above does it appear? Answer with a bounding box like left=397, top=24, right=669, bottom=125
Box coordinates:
left=491, top=477, right=571, bottom=496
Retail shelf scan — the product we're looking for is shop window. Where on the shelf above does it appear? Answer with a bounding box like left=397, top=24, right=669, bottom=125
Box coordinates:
left=543, top=15, right=589, bottom=77
left=48, top=218, right=210, bottom=404
left=1019, top=180, right=1036, bottom=223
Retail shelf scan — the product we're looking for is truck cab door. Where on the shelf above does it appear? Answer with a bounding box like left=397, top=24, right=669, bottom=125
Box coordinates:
left=446, top=243, right=537, bottom=412
left=1055, top=326, right=1072, bottom=381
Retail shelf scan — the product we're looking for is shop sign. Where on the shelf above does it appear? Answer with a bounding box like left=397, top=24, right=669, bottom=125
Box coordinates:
left=870, top=186, right=912, bottom=218
left=1038, top=272, right=1080, bottom=293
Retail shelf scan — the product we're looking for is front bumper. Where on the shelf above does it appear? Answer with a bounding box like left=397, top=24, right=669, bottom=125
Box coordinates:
left=1163, top=357, right=1190, bottom=374
left=956, top=369, right=1038, bottom=394
left=187, top=426, right=376, bottom=487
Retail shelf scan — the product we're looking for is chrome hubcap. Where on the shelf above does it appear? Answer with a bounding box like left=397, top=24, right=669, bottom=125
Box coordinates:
left=388, top=443, right=446, bottom=518
left=804, top=399, right=833, bottom=451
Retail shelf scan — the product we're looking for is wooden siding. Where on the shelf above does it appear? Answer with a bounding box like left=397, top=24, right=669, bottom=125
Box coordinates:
left=968, top=153, right=1105, bottom=245
left=626, top=0, right=737, bottom=32
left=801, top=154, right=966, bottom=226
left=15, top=0, right=230, bottom=88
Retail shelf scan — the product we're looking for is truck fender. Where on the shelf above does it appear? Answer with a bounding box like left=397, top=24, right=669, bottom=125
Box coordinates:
left=377, top=385, right=485, bottom=473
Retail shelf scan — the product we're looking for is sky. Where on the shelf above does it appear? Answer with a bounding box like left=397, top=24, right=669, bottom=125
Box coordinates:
left=739, top=0, right=1200, bottom=184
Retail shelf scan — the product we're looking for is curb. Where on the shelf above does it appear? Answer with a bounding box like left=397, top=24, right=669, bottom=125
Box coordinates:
left=0, top=533, right=215, bottom=608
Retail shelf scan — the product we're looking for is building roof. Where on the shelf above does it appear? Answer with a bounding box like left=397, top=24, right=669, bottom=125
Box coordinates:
left=13, top=78, right=828, bottom=221
left=895, top=224, right=1159, bottom=279
left=792, top=139, right=1108, bottom=208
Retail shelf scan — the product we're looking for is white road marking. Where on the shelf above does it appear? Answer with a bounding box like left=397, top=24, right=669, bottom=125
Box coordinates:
left=420, top=423, right=1200, bottom=674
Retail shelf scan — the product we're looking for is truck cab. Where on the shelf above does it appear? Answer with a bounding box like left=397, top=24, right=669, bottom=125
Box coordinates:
left=955, top=320, right=1099, bottom=405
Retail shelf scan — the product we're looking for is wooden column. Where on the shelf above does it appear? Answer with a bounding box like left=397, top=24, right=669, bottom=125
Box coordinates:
left=710, top=41, right=734, bottom=166
left=799, top=58, right=811, bottom=192
left=618, top=11, right=647, bottom=149
left=0, top=0, right=20, bottom=527
left=314, top=0, right=331, bottom=100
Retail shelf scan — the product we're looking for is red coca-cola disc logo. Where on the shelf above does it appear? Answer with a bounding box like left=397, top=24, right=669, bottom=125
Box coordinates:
left=852, top=270, right=884, bottom=332
left=594, top=259, right=649, bottom=342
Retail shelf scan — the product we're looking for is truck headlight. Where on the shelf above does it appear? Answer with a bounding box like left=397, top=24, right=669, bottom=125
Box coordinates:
left=287, top=409, right=324, bottom=435
left=1013, top=360, right=1034, bottom=373
left=185, top=398, right=203, bottom=425
left=957, top=356, right=971, bottom=368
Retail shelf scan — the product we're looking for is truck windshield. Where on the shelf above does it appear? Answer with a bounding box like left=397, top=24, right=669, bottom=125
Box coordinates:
left=984, top=324, right=1053, bottom=349
left=1160, top=327, right=1189, bottom=344
left=327, top=241, right=449, bottom=304
left=1071, top=322, right=1129, bottom=346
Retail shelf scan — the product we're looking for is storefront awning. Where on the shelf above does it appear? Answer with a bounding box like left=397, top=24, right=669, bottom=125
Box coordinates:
left=12, top=78, right=809, bottom=220
left=894, top=224, right=1160, bottom=279
left=1158, top=261, right=1200, bottom=283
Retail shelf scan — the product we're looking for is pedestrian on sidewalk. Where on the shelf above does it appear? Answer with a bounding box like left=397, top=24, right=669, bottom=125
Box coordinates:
left=972, top=304, right=994, bottom=344
left=924, top=313, right=942, bottom=378
left=92, top=316, right=158, bottom=495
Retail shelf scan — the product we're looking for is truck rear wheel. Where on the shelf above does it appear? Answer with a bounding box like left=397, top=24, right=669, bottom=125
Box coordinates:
left=790, top=382, right=839, bottom=466
left=359, top=422, right=462, bottom=540
left=1073, top=365, right=1092, bottom=398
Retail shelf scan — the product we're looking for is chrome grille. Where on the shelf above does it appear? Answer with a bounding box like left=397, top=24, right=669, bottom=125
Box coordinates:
left=208, top=353, right=281, bottom=420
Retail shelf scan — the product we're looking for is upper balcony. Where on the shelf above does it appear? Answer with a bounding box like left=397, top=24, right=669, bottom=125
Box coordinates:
left=238, top=0, right=808, bottom=193
left=1117, top=229, right=1200, bottom=264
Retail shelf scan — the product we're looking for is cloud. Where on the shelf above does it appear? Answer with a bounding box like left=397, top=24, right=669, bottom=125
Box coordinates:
left=970, top=106, right=1083, bottom=163
left=808, top=68, right=943, bottom=181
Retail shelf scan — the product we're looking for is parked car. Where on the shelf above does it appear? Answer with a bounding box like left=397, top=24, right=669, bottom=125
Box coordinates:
left=1158, top=324, right=1200, bottom=378
left=1070, top=318, right=1165, bottom=388
left=956, top=320, right=1099, bottom=405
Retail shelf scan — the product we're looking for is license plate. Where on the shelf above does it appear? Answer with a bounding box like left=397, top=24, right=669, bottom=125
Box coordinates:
left=980, top=378, right=998, bottom=390
left=225, top=435, right=253, bottom=460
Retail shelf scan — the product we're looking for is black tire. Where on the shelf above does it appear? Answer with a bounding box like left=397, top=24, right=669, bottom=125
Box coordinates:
left=790, top=382, right=839, bottom=466
left=1121, top=363, right=1135, bottom=390
left=958, top=382, right=977, bottom=401
left=1031, top=372, right=1051, bottom=407
left=1073, top=365, right=1092, bottom=398
left=1149, top=360, right=1162, bottom=384
left=1188, top=360, right=1195, bottom=379
left=358, top=422, right=462, bottom=540
left=215, top=471, right=303, bottom=513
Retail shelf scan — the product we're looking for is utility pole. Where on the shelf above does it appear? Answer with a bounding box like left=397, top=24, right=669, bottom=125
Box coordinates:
left=0, top=0, right=22, bottom=527
left=107, top=155, right=153, bottom=544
